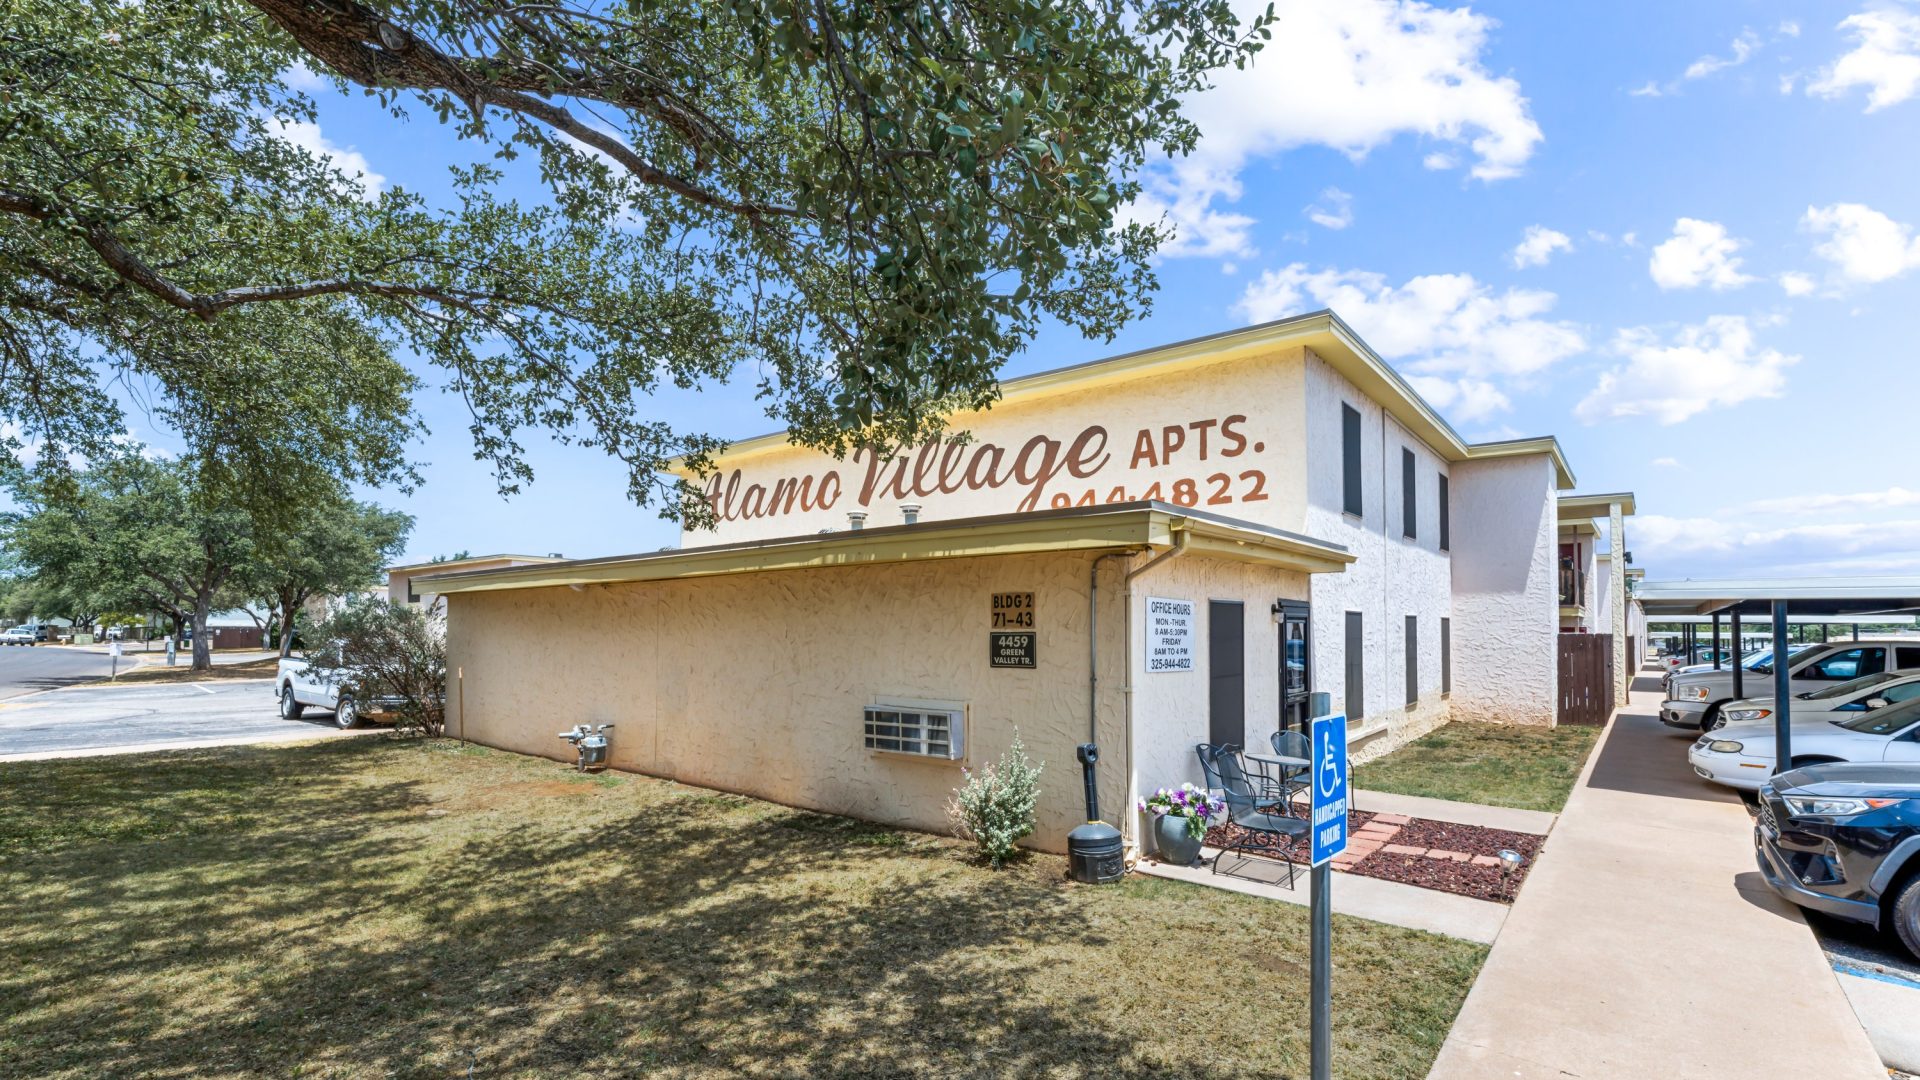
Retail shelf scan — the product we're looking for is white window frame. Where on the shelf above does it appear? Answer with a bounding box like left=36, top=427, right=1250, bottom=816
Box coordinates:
left=864, top=698, right=967, bottom=761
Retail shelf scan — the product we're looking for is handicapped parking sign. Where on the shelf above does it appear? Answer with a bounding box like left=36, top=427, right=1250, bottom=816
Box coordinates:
left=1309, top=713, right=1350, bottom=867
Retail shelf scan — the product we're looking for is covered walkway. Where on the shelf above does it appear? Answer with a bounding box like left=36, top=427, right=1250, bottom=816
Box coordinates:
left=1429, top=670, right=1882, bottom=1079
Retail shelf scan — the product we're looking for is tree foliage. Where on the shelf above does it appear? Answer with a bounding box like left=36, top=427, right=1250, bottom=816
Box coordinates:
left=2, top=0, right=1270, bottom=523
left=245, top=489, right=412, bottom=658
left=305, top=598, right=446, bottom=736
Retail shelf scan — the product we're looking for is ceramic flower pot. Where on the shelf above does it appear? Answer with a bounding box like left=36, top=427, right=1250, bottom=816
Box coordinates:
left=1153, top=812, right=1204, bottom=866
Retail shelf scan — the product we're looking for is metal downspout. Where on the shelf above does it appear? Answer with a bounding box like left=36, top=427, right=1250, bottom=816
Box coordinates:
left=1109, top=529, right=1191, bottom=850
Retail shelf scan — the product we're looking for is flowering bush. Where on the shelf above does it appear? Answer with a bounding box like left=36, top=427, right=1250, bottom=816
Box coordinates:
left=1137, top=783, right=1226, bottom=840
left=946, top=735, right=1042, bottom=867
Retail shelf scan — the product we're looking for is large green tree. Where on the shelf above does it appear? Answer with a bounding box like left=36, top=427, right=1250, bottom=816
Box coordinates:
left=6, top=456, right=258, bottom=670
left=246, top=492, right=413, bottom=657
left=2, top=0, right=1268, bottom=523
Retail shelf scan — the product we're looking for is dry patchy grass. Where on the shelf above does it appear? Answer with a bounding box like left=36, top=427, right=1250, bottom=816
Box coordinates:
left=1360, top=721, right=1602, bottom=813
left=0, top=740, right=1485, bottom=1079
left=90, top=656, right=281, bottom=685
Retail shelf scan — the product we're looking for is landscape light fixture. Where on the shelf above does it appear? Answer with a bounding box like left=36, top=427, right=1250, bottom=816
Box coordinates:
left=1497, top=849, right=1525, bottom=876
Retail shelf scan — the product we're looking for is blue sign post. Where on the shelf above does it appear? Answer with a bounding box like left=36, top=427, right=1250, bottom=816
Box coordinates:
left=1307, top=712, right=1349, bottom=1080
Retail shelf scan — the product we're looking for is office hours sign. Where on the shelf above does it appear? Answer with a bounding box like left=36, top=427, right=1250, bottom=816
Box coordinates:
left=1145, top=596, right=1194, bottom=673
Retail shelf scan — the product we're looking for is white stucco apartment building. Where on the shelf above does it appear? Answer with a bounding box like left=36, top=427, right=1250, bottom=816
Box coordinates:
left=424, top=312, right=1621, bottom=854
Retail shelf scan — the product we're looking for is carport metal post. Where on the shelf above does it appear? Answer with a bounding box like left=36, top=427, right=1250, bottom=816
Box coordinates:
left=1712, top=613, right=1722, bottom=669
left=1730, top=610, right=1744, bottom=699
left=1772, top=601, right=1792, bottom=773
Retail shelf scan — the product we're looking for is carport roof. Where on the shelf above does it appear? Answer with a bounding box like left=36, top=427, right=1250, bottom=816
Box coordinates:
left=1636, top=576, right=1920, bottom=618
left=418, top=501, right=1357, bottom=595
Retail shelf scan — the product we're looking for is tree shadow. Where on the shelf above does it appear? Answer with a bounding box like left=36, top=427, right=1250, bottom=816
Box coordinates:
left=0, top=739, right=1470, bottom=1079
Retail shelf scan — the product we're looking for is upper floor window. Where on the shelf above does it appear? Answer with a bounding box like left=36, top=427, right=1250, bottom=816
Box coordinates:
left=1341, top=404, right=1363, bottom=517
left=1401, top=448, right=1417, bottom=539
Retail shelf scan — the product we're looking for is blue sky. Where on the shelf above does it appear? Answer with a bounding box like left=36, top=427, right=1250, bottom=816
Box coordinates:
left=243, top=1, right=1920, bottom=580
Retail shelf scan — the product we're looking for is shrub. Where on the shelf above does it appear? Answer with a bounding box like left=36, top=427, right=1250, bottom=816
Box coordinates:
left=946, top=735, right=1042, bottom=867
left=305, top=599, right=446, bottom=736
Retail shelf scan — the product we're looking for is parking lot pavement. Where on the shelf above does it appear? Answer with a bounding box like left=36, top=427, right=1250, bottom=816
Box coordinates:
left=1812, top=912, right=1920, bottom=1073
left=0, top=679, right=355, bottom=760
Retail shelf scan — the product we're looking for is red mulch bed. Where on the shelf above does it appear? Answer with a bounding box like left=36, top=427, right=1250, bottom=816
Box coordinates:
left=1343, top=818, right=1544, bottom=904
left=1205, top=811, right=1545, bottom=905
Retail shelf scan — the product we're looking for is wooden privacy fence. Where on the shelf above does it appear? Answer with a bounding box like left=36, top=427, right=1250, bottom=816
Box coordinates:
left=1557, top=634, right=1616, bottom=726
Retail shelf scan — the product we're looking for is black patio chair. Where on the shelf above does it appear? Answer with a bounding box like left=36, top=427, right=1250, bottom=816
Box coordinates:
left=1268, top=729, right=1311, bottom=814
left=1197, top=743, right=1305, bottom=889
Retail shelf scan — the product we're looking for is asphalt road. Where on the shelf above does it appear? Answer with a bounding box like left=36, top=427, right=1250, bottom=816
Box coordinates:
left=0, top=644, right=117, bottom=701
left=0, top=679, right=346, bottom=757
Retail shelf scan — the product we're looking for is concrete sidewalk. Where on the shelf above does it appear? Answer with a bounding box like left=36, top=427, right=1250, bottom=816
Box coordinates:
left=1429, top=688, right=1884, bottom=1078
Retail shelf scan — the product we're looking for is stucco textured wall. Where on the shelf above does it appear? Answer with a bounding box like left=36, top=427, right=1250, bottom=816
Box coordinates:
left=1123, top=554, right=1310, bottom=849
left=447, top=551, right=1133, bottom=852
left=1299, top=351, right=1456, bottom=757
left=1450, top=455, right=1558, bottom=726
left=680, top=347, right=1311, bottom=543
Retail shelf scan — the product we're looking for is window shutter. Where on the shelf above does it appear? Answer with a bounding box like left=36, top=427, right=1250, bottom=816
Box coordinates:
left=1439, top=474, right=1450, bottom=551
left=1405, top=615, right=1419, bottom=706
left=1344, top=611, right=1364, bottom=720
left=1342, top=404, right=1363, bottom=516
left=1401, top=448, right=1417, bottom=539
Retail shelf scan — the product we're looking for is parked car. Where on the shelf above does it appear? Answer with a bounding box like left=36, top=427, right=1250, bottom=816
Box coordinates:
left=2, top=624, right=48, bottom=646
left=276, top=654, right=406, bottom=730
left=1662, top=641, right=1920, bottom=731
left=1706, top=670, right=1920, bottom=730
left=1688, top=694, right=1920, bottom=790
left=1755, top=761, right=1920, bottom=961
left=1660, top=644, right=1819, bottom=696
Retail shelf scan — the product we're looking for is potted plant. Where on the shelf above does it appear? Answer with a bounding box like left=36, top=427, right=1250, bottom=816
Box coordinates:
left=1138, top=783, right=1224, bottom=866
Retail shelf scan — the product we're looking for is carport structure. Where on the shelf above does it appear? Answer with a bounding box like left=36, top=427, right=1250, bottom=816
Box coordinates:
left=1637, top=576, right=1920, bottom=769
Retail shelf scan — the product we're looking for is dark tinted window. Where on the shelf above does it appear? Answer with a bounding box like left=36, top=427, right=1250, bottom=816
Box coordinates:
left=1344, top=611, right=1364, bottom=720
left=1438, top=474, right=1450, bottom=551
left=1804, top=647, right=1887, bottom=681
left=1837, top=696, right=1920, bottom=735
left=1405, top=615, right=1419, bottom=706
left=1896, top=646, right=1920, bottom=670
left=1342, top=405, right=1363, bottom=516
left=1401, top=449, right=1417, bottom=539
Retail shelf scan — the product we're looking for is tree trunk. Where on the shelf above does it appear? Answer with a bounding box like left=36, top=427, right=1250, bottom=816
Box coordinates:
left=277, top=586, right=301, bottom=658
left=191, top=591, right=213, bottom=671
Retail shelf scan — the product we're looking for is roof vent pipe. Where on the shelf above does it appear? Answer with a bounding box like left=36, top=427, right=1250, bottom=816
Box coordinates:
left=900, top=504, right=921, bottom=525
left=848, top=511, right=867, bottom=530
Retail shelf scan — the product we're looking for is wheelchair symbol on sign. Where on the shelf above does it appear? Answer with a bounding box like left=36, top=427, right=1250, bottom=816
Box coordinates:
left=1317, top=735, right=1343, bottom=800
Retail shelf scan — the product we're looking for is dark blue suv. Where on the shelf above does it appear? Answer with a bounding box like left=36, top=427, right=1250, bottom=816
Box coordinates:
left=1756, top=762, right=1920, bottom=959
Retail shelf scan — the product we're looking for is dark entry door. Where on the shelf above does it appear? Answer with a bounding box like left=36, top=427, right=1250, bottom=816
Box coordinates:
left=1277, top=600, right=1312, bottom=734
left=1209, top=600, right=1245, bottom=747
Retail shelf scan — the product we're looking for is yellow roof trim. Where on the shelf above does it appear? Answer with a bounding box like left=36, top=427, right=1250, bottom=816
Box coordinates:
left=667, top=311, right=1578, bottom=488
left=1556, top=491, right=1637, bottom=517
left=388, top=553, right=563, bottom=573
left=421, top=503, right=1352, bottom=595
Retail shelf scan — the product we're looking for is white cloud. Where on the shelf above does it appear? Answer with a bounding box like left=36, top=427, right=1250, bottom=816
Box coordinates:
left=1132, top=0, right=1541, bottom=257
left=1303, top=188, right=1355, bottom=230
left=282, top=61, right=330, bottom=93
left=1802, top=202, right=1920, bottom=283
left=1779, top=20, right=1802, bottom=38
left=1744, top=486, right=1920, bottom=514
left=1684, top=29, right=1763, bottom=80
left=1575, top=315, right=1796, bottom=425
left=1634, top=514, right=1920, bottom=575
left=1777, top=271, right=1818, bottom=296
left=1651, top=456, right=1681, bottom=468
left=1236, top=263, right=1586, bottom=420
left=1629, top=81, right=1665, bottom=98
left=274, top=119, right=384, bottom=199
left=1648, top=218, right=1755, bottom=290
left=1510, top=225, right=1573, bottom=268
left=1808, top=6, right=1920, bottom=111
left=1405, top=376, right=1511, bottom=422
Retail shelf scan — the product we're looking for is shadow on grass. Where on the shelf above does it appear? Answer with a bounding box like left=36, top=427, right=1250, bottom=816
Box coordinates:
left=0, top=739, right=1480, bottom=1079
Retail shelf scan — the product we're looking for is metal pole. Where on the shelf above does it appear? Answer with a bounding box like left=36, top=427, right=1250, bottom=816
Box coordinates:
left=1731, top=610, right=1744, bottom=700
left=1773, top=601, right=1792, bottom=774
left=1311, top=859, right=1331, bottom=1080
left=1713, top=613, right=1722, bottom=669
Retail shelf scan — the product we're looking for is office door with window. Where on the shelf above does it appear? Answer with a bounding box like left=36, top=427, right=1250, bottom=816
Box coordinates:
left=1277, top=600, right=1312, bottom=734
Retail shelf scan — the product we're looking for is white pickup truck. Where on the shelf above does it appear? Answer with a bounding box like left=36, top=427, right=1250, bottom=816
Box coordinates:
left=276, top=655, right=402, bottom=729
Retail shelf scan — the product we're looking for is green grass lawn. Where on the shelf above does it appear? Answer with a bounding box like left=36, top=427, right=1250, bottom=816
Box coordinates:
left=1360, top=721, right=1603, bottom=814
left=0, top=739, right=1485, bottom=1079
